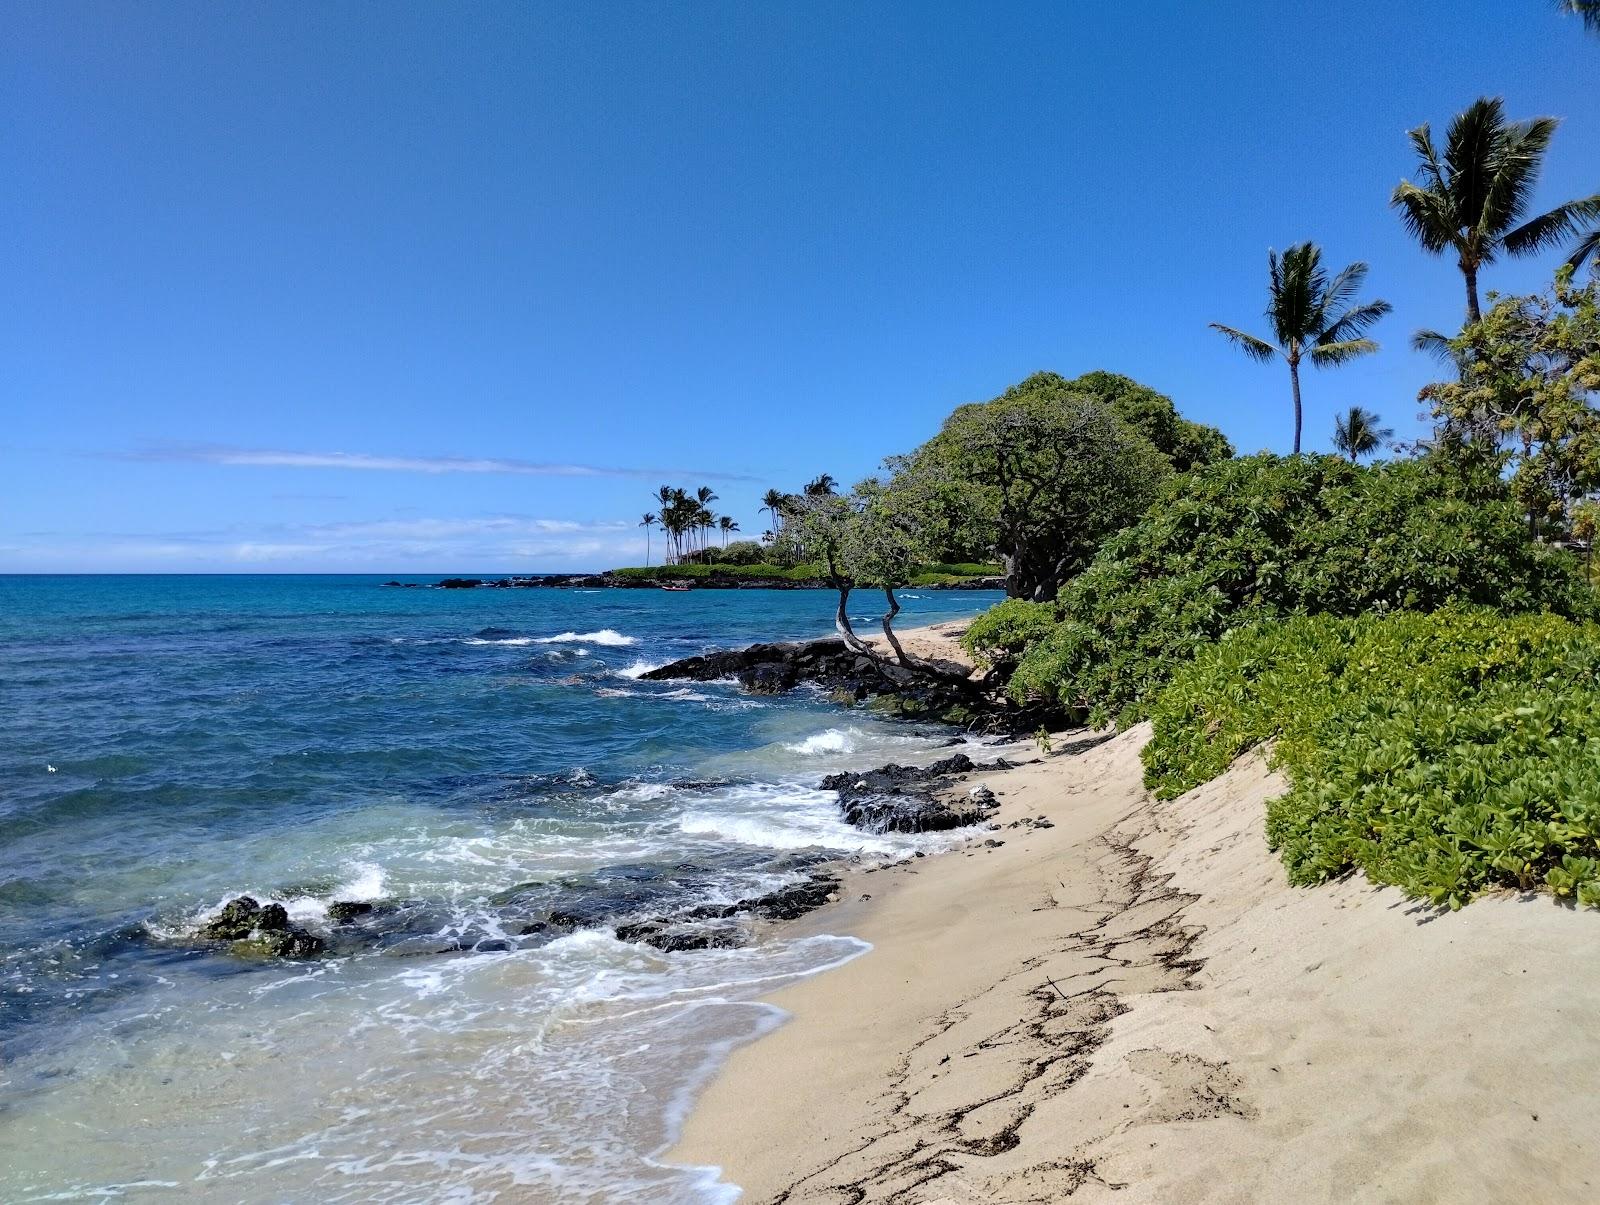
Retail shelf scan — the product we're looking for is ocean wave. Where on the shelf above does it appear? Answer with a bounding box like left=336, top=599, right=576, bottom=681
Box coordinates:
left=785, top=728, right=853, bottom=756
left=462, top=636, right=537, bottom=646
left=534, top=629, right=637, bottom=647
left=677, top=809, right=898, bottom=854
left=616, top=660, right=664, bottom=679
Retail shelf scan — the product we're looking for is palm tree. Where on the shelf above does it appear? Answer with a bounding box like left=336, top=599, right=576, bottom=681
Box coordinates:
left=1568, top=227, right=1600, bottom=276
left=804, top=474, right=837, bottom=496
left=1210, top=243, right=1391, bottom=454
left=1391, top=97, right=1600, bottom=324
left=639, top=513, right=657, bottom=566
left=718, top=515, right=739, bottom=547
left=1559, top=1, right=1600, bottom=34
left=760, top=488, right=786, bottom=533
left=1332, top=407, right=1394, bottom=463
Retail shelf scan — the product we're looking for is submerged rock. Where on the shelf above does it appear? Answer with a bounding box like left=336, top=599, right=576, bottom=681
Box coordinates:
left=199, top=895, right=324, bottom=959
left=201, top=896, right=266, bottom=940
left=327, top=900, right=375, bottom=924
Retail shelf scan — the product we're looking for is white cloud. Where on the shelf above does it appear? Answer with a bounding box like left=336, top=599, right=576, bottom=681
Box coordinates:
left=121, top=444, right=758, bottom=482
left=0, top=514, right=649, bottom=572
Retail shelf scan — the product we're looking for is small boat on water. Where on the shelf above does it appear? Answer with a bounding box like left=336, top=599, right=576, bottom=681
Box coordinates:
left=660, top=583, right=692, bottom=592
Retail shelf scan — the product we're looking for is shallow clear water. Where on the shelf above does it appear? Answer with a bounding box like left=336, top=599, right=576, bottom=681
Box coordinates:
left=0, top=575, right=999, bottom=1203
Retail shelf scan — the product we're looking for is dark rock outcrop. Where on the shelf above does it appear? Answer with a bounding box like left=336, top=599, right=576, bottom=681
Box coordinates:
left=643, top=638, right=1065, bottom=735
left=200, top=896, right=324, bottom=959
left=821, top=753, right=1012, bottom=834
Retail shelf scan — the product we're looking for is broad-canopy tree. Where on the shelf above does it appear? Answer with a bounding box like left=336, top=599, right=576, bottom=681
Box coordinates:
left=1210, top=243, right=1390, bottom=454
left=1332, top=406, right=1394, bottom=462
left=1420, top=268, right=1600, bottom=536
left=1392, top=97, right=1600, bottom=324
left=1068, top=370, right=1234, bottom=471
left=894, top=372, right=1173, bottom=602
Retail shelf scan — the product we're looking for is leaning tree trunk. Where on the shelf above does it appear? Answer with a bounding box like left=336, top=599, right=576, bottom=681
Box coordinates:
left=832, top=582, right=877, bottom=656
left=878, top=585, right=974, bottom=684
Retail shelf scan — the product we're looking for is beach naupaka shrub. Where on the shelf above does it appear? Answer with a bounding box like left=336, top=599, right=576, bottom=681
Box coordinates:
left=1006, top=453, right=1592, bottom=726
left=960, top=598, right=1062, bottom=669
left=1143, top=608, right=1600, bottom=910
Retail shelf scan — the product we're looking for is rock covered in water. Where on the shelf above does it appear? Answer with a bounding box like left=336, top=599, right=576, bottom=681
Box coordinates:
left=201, top=896, right=268, bottom=940
left=327, top=900, right=374, bottom=924
left=199, top=895, right=324, bottom=959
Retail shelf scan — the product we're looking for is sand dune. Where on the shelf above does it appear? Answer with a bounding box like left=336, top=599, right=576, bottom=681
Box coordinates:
left=671, top=629, right=1600, bottom=1202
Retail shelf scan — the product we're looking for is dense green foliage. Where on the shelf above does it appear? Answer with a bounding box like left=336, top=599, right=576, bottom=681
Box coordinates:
left=1007, top=453, right=1592, bottom=725
left=1068, top=371, right=1234, bottom=472
left=894, top=371, right=1173, bottom=600
left=1420, top=269, right=1600, bottom=536
left=1142, top=608, right=1600, bottom=909
left=960, top=598, right=1061, bottom=667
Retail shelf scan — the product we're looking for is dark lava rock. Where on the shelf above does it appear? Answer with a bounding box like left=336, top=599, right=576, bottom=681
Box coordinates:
left=200, top=895, right=322, bottom=958
left=737, top=662, right=799, bottom=694
left=202, top=896, right=265, bottom=940
left=613, top=922, right=745, bottom=953
left=438, top=578, right=483, bottom=589
left=327, top=900, right=375, bottom=924
left=821, top=754, right=1010, bottom=835
left=744, top=876, right=841, bottom=921
left=245, top=927, right=324, bottom=958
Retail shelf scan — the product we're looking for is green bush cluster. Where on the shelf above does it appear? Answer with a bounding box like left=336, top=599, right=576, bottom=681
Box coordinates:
left=1143, top=608, right=1600, bottom=909
left=1008, top=453, right=1591, bottom=725
left=960, top=598, right=1062, bottom=667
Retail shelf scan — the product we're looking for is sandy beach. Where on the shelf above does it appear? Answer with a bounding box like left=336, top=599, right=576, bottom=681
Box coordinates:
left=672, top=622, right=1600, bottom=1203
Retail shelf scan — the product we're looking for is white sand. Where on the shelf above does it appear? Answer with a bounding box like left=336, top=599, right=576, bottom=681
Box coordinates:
left=669, top=623, right=1600, bottom=1203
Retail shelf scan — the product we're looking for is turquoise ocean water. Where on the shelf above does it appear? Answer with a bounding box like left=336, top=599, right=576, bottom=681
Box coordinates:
left=0, top=575, right=999, bottom=1202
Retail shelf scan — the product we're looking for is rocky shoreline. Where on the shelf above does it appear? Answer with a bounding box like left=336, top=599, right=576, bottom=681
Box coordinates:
left=184, top=746, right=1018, bottom=963
left=642, top=633, right=1065, bottom=734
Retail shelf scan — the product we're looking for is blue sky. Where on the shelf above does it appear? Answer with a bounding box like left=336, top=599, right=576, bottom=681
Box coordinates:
left=5, top=1, right=1598, bottom=572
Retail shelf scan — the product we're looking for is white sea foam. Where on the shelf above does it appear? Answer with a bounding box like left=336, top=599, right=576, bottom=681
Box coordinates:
left=678, top=810, right=899, bottom=854
left=533, top=629, right=637, bottom=647
left=617, top=660, right=664, bottom=679
left=461, top=636, right=538, bottom=646
left=785, top=728, right=853, bottom=756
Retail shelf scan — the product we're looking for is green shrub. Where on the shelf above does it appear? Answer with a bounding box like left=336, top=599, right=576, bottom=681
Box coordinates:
left=961, top=598, right=1062, bottom=666
left=1143, top=608, right=1600, bottom=909
left=1009, top=453, right=1592, bottom=725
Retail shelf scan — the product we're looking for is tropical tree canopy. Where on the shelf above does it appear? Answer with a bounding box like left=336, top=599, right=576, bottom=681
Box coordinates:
left=1066, top=370, right=1234, bottom=471
left=890, top=372, right=1172, bottom=601
left=1332, top=406, right=1394, bottom=462
left=1420, top=268, right=1600, bottom=535
left=1210, top=242, right=1391, bottom=454
left=1391, top=96, right=1600, bottom=322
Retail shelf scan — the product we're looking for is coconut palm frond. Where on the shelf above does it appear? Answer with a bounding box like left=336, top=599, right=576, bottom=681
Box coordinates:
left=1208, top=324, right=1278, bottom=363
